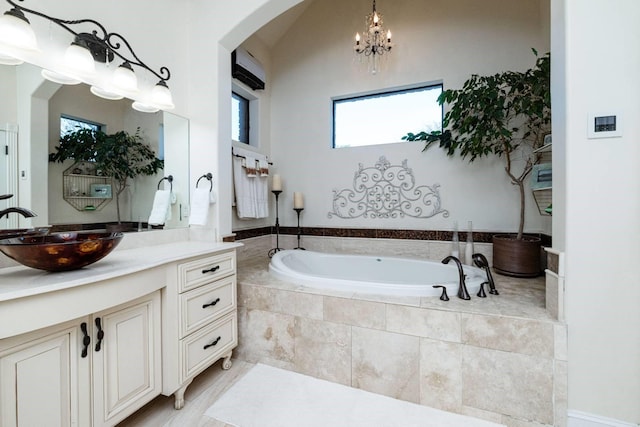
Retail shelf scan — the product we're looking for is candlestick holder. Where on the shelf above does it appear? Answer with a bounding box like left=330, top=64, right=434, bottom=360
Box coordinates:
left=268, top=190, right=283, bottom=258
left=294, top=208, right=305, bottom=250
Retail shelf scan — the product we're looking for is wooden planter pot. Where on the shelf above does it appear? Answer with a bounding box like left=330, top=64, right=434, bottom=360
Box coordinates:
left=492, top=234, right=542, bottom=277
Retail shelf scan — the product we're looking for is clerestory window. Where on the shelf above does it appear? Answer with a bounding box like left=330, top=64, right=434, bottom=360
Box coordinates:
left=332, top=83, right=443, bottom=148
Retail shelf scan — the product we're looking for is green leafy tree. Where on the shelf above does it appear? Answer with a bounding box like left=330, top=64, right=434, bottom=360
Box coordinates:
left=404, top=50, right=551, bottom=239
left=49, top=128, right=164, bottom=223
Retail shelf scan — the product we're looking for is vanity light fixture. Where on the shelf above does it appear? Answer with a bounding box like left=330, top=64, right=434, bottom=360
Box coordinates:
left=0, top=0, right=174, bottom=112
left=353, top=0, right=393, bottom=74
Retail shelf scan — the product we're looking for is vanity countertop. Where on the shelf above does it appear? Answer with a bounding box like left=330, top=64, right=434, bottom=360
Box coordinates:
left=0, top=241, right=242, bottom=302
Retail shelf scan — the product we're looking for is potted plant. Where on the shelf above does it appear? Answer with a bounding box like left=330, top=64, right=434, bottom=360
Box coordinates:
left=49, top=127, right=164, bottom=227
left=404, top=50, right=551, bottom=277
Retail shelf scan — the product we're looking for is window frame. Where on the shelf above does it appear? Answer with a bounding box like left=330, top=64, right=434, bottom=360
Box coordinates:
left=332, top=82, right=444, bottom=149
left=60, top=115, right=104, bottom=137
left=232, top=91, right=251, bottom=145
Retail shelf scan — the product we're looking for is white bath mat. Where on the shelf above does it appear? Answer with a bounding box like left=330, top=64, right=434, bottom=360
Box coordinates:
left=205, top=363, right=504, bottom=427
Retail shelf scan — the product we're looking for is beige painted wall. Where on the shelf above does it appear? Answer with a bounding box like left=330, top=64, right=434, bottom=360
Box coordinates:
left=267, top=0, right=551, bottom=234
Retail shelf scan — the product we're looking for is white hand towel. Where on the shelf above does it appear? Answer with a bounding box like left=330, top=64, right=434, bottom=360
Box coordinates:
left=148, top=190, right=171, bottom=225
left=244, top=155, right=257, bottom=177
left=189, top=187, right=211, bottom=226
left=258, top=159, right=269, bottom=176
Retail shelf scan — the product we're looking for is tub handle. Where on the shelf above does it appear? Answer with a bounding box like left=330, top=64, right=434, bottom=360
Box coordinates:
left=432, top=285, right=449, bottom=301
left=202, top=265, right=220, bottom=274
left=477, top=282, right=487, bottom=298
left=202, top=298, right=221, bottom=309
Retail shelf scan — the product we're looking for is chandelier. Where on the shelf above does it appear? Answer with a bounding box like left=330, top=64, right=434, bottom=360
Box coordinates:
left=353, top=0, right=392, bottom=74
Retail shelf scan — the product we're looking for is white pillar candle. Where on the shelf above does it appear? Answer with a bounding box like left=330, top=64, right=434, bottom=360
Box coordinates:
left=293, top=192, right=304, bottom=209
left=272, top=174, right=282, bottom=191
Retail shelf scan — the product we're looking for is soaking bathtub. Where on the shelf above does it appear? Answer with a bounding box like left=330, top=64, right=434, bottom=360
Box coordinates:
left=269, top=250, right=488, bottom=297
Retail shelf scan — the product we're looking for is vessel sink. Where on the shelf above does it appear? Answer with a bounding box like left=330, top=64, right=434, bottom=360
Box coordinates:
left=0, top=232, right=123, bottom=272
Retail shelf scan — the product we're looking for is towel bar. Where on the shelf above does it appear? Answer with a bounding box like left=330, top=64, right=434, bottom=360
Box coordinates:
left=157, top=175, right=173, bottom=191
left=196, top=173, right=213, bottom=192
left=232, top=153, right=273, bottom=165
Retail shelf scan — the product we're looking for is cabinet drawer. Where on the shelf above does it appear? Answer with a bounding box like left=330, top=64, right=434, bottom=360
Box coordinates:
left=178, top=251, right=235, bottom=293
left=181, top=313, right=237, bottom=380
left=179, top=276, right=236, bottom=338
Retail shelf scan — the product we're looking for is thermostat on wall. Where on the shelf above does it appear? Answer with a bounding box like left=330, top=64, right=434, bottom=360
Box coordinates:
left=588, top=113, right=622, bottom=139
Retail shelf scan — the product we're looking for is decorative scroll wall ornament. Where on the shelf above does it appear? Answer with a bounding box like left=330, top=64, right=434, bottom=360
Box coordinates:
left=328, top=156, right=449, bottom=219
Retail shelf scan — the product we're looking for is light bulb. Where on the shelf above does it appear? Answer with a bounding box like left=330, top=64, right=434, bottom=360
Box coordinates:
left=63, top=40, right=95, bottom=76
left=150, top=80, right=174, bottom=109
left=113, top=61, right=138, bottom=92
left=0, top=8, right=38, bottom=51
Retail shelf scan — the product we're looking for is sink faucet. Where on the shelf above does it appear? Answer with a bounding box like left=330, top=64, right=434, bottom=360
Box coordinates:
left=0, top=207, right=37, bottom=219
left=441, top=256, right=471, bottom=300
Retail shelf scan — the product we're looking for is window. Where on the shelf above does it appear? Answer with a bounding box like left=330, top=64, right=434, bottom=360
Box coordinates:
left=232, top=91, right=250, bottom=144
left=333, top=84, right=443, bottom=148
left=60, top=115, right=103, bottom=137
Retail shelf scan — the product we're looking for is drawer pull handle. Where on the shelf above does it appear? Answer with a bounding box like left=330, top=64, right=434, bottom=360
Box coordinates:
left=202, top=265, right=220, bottom=274
left=94, top=317, right=104, bottom=352
left=203, top=336, right=221, bottom=350
left=80, top=322, right=90, bottom=358
left=202, top=298, right=221, bottom=309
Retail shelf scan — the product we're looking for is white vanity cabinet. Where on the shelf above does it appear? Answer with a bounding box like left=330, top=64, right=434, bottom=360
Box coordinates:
left=162, top=249, right=238, bottom=409
left=0, top=291, right=161, bottom=427
left=0, top=241, right=241, bottom=425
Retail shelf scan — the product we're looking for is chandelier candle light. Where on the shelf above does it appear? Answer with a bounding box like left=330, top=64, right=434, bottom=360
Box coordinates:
left=353, top=0, right=392, bottom=74
left=0, top=0, right=174, bottom=113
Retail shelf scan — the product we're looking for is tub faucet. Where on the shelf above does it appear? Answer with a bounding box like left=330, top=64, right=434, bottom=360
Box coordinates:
left=472, top=253, right=499, bottom=295
left=0, top=207, right=37, bottom=219
left=441, top=256, right=471, bottom=300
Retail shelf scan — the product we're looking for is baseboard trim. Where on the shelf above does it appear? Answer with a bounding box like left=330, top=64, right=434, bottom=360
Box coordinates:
left=568, top=410, right=638, bottom=427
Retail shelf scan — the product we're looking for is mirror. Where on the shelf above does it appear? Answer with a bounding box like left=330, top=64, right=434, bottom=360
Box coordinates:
left=1, top=63, right=189, bottom=231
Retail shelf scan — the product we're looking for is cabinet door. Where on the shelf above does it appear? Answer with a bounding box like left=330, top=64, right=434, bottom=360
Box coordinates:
left=92, top=291, right=161, bottom=427
left=0, top=322, right=86, bottom=427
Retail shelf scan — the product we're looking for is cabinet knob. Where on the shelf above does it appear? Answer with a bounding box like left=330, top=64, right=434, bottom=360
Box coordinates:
left=202, top=265, right=220, bottom=274
left=202, top=298, right=221, bottom=309
left=203, top=336, right=221, bottom=350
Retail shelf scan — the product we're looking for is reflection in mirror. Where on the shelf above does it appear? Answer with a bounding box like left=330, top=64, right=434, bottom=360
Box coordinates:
left=47, top=84, right=190, bottom=230
left=1, top=63, right=189, bottom=231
